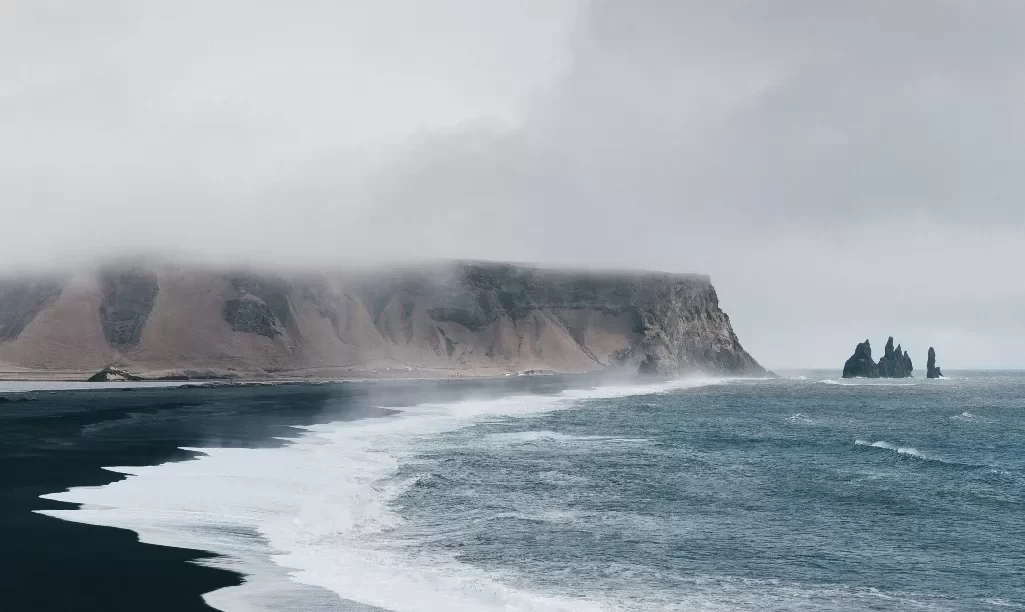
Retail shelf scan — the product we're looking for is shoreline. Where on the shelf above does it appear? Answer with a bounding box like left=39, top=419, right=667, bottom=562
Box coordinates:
left=29, top=376, right=714, bottom=611
left=0, top=376, right=615, bottom=611
left=0, top=365, right=566, bottom=384
left=1, top=383, right=413, bottom=611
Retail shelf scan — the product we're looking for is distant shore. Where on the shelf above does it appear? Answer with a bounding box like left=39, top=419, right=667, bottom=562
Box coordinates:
left=0, top=364, right=563, bottom=384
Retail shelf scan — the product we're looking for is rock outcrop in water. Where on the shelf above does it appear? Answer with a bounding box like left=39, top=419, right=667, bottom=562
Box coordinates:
left=0, top=261, right=764, bottom=379
left=842, top=340, right=879, bottom=378
left=87, top=366, right=143, bottom=382
left=842, top=336, right=914, bottom=378
left=927, top=347, right=943, bottom=378
left=878, top=337, right=913, bottom=378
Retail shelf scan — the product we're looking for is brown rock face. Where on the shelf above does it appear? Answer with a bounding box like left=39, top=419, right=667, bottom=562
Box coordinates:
left=0, top=261, right=764, bottom=378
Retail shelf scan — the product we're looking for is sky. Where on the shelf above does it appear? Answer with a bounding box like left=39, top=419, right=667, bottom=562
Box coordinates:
left=2, top=0, right=1024, bottom=369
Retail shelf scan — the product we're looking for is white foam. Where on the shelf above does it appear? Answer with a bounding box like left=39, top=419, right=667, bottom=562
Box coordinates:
left=38, top=378, right=718, bottom=612
left=854, top=440, right=933, bottom=461
left=784, top=413, right=813, bottom=424
left=951, top=411, right=993, bottom=423
left=855, top=439, right=896, bottom=450
left=895, top=446, right=927, bottom=459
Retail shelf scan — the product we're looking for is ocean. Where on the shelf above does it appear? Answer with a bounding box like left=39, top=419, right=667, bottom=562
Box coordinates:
left=2, top=373, right=1022, bottom=611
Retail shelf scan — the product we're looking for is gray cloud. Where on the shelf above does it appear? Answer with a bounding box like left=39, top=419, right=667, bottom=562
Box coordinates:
left=3, top=1, right=1023, bottom=368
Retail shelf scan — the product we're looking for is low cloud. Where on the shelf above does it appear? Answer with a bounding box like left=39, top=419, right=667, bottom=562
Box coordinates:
left=3, top=0, right=1023, bottom=367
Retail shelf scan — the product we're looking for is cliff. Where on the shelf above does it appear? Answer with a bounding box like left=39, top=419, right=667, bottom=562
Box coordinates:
left=0, top=261, right=764, bottom=379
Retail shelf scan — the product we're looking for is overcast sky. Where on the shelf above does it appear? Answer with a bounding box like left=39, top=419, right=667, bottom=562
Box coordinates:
left=3, top=0, right=1024, bottom=369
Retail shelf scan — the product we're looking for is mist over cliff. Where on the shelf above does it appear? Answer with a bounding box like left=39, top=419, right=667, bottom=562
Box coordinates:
left=0, top=261, right=762, bottom=379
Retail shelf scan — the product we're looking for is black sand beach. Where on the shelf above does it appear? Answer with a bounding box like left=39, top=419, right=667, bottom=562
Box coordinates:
left=0, top=377, right=584, bottom=611
left=0, top=383, right=396, bottom=611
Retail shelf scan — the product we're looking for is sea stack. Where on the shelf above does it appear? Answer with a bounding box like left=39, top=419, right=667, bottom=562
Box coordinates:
left=842, top=340, right=879, bottom=378
left=926, top=347, right=943, bottom=379
left=877, top=337, right=913, bottom=378
left=842, top=336, right=914, bottom=378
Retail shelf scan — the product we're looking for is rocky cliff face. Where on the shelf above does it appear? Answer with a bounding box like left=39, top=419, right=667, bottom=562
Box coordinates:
left=0, top=261, right=764, bottom=378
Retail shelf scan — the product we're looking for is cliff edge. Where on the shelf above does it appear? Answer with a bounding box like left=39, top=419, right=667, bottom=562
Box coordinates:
left=0, top=261, right=764, bottom=379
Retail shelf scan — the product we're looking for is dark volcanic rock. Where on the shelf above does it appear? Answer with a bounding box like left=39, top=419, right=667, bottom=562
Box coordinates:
left=87, top=366, right=144, bottom=382
left=223, top=295, right=284, bottom=338
left=927, top=347, right=944, bottom=379
left=222, top=274, right=297, bottom=339
left=842, top=340, right=879, bottom=378
left=843, top=336, right=914, bottom=378
left=0, top=280, right=64, bottom=342
left=228, top=274, right=296, bottom=334
left=98, top=269, right=159, bottom=348
left=877, top=337, right=913, bottom=378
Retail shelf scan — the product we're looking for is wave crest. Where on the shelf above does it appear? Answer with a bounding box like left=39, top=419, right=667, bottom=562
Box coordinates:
left=854, top=439, right=933, bottom=461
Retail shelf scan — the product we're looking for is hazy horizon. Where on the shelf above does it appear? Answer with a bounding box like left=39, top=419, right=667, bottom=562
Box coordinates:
left=4, top=1, right=1024, bottom=369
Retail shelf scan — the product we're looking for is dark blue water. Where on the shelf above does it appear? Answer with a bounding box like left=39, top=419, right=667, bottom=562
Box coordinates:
left=391, top=373, right=1025, bottom=610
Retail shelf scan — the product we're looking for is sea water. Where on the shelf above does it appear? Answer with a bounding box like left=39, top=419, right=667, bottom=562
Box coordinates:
left=39, top=373, right=1025, bottom=611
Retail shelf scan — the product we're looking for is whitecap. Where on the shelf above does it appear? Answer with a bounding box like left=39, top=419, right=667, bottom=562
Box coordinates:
left=784, top=413, right=813, bottom=424
left=950, top=411, right=993, bottom=423
left=855, top=440, right=938, bottom=462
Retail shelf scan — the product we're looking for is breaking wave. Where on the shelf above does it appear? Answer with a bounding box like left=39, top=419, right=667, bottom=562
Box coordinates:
left=854, top=439, right=932, bottom=460
left=37, top=378, right=719, bottom=612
